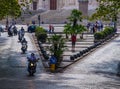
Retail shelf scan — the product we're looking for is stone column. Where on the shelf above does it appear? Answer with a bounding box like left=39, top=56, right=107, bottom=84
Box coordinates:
left=78, top=0, right=88, bottom=16
left=57, top=0, right=64, bottom=9
left=37, top=0, right=43, bottom=10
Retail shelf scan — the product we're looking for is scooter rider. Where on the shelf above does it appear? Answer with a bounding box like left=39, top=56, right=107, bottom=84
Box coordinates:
left=27, top=53, right=37, bottom=62
left=21, top=38, right=28, bottom=53
left=18, top=27, right=25, bottom=42
left=27, top=53, right=39, bottom=74
left=21, top=38, right=27, bottom=44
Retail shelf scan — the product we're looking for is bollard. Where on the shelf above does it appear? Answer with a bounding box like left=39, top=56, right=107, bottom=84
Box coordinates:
left=70, top=55, right=74, bottom=60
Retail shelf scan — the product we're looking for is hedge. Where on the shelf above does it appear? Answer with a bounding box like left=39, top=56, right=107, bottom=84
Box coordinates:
left=94, top=27, right=114, bottom=40
left=35, top=26, right=47, bottom=43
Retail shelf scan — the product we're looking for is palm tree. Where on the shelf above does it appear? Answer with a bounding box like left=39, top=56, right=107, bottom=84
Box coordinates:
left=63, top=23, right=71, bottom=39
left=48, top=34, right=66, bottom=67
left=67, top=9, right=82, bottom=27
left=64, top=9, right=87, bottom=39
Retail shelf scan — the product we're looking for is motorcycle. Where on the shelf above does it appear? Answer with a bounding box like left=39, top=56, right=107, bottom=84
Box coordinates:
left=28, top=62, right=36, bottom=76
left=117, top=62, right=120, bottom=76
left=18, top=34, right=24, bottom=42
left=21, top=42, right=27, bottom=54
left=27, top=57, right=40, bottom=76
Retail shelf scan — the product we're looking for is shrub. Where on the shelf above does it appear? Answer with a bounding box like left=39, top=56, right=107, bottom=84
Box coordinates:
left=35, top=26, right=47, bottom=43
left=94, top=32, right=104, bottom=40
left=94, top=27, right=114, bottom=40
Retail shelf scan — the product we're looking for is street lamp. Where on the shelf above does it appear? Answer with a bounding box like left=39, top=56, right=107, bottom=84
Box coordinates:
left=38, top=14, right=41, bottom=26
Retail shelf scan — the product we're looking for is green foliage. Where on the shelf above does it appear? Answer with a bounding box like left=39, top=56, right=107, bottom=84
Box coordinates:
left=63, top=23, right=71, bottom=34
left=0, top=0, right=32, bottom=20
left=0, top=0, right=21, bottom=19
left=67, top=9, right=82, bottom=27
left=68, top=9, right=82, bottom=21
left=35, top=26, right=47, bottom=43
left=91, top=0, right=120, bottom=22
left=94, top=32, right=104, bottom=40
left=94, top=27, right=114, bottom=40
left=48, top=34, right=66, bottom=65
left=64, top=9, right=87, bottom=38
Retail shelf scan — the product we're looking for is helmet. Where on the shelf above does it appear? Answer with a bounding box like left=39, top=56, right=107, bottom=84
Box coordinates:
left=31, top=53, right=35, bottom=56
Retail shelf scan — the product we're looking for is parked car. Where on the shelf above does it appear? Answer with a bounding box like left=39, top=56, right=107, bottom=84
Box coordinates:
left=28, top=25, right=36, bottom=33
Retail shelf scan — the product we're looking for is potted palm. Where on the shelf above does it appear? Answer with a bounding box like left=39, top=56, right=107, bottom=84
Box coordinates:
left=48, top=34, right=66, bottom=67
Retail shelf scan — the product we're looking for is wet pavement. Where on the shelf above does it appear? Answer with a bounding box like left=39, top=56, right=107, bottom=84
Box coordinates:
left=0, top=25, right=120, bottom=89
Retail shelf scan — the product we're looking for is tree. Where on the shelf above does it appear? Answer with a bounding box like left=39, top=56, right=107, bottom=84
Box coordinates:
left=68, top=9, right=82, bottom=27
left=64, top=9, right=87, bottom=39
left=0, top=0, right=32, bottom=30
left=0, top=0, right=21, bottom=19
left=91, top=0, right=120, bottom=31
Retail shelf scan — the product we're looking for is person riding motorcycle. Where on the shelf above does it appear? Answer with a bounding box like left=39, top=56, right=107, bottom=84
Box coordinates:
left=27, top=53, right=38, bottom=62
left=27, top=53, right=39, bottom=75
left=21, top=38, right=28, bottom=53
left=21, top=37, right=27, bottom=43
left=18, top=27, right=25, bottom=42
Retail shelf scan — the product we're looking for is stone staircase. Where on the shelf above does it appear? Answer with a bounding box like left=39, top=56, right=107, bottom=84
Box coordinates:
left=42, top=32, right=94, bottom=60
left=30, top=9, right=72, bottom=24
left=0, top=9, right=45, bottom=25
left=15, top=10, right=45, bottom=24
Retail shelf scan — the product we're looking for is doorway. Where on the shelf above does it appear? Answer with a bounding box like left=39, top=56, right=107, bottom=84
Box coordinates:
left=33, top=1, right=37, bottom=10
left=50, top=0, right=57, bottom=10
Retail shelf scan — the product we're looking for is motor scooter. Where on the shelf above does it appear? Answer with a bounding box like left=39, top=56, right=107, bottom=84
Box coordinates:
left=117, top=62, right=120, bottom=76
left=21, top=42, right=27, bottom=54
left=28, top=62, right=36, bottom=76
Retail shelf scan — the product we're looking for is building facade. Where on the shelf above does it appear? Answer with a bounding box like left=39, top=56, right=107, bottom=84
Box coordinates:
left=18, top=0, right=98, bottom=11
left=18, top=0, right=98, bottom=16
left=28, top=0, right=79, bottom=10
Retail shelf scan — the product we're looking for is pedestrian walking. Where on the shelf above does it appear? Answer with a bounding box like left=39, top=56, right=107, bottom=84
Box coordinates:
left=71, top=34, right=76, bottom=52
left=51, top=25, right=54, bottom=33
left=49, top=24, right=52, bottom=33
left=87, top=22, right=90, bottom=31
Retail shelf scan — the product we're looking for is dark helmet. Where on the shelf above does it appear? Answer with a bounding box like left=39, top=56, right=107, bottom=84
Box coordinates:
left=31, top=53, right=35, bottom=56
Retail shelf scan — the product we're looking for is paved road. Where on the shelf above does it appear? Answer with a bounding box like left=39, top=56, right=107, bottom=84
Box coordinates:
left=0, top=25, right=120, bottom=89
